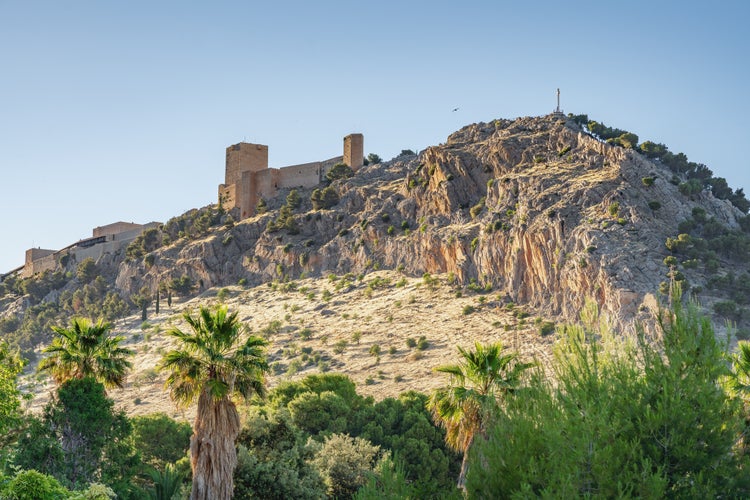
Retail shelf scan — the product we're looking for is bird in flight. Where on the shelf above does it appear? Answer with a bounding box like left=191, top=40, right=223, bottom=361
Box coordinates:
left=452, top=107, right=459, bottom=112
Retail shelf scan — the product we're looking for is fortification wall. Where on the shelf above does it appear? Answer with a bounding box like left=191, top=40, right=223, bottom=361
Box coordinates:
left=226, top=143, right=268, bottom=186
left=219, top=184, right=237, bottom=210
left=22, top=249, right=57, bottom=277
left=278, top=161, right=322, bottom=189
left=25, top=248, right=55, bottom=267
left=93, top=222, right=142, bottom=239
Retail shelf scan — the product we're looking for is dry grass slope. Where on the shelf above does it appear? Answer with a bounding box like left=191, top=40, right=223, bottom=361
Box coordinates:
left=20, top=271, right=556, bottom=421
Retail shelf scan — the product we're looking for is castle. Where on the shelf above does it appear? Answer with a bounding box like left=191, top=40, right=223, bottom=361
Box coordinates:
left=6, top=134, right=365, bottom=279
left=219, top=133, right=363, bottom=219
left=12, top=221, right=160, bottom=279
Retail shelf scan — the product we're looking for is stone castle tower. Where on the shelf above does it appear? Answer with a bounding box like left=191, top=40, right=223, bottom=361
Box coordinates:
left=219, top=134, right=363, bottom=219
left=344, top=133, right=364, bottom=170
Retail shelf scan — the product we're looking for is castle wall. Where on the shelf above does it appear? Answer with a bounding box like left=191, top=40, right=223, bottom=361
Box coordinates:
left=22, top=248, right=57, bottom=277
left=278, top=161, right=322, bottom=189
left=219, top=184, right=237, bottom=210
left=21, top=222, right=161, bottom=278
left=225, top=143, right=268, bottom=186
left=93, top=221, right=142, bottom=239
left=250, top=169, right=281, bottom=216
left=344, top=133, right=364, bottom=170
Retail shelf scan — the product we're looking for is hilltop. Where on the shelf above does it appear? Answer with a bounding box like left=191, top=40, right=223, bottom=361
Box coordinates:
left=5, top=112, right=750, bottom=416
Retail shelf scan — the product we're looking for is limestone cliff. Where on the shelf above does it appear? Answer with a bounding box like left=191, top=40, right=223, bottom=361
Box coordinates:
left=115, top=114, right=747, bottom=330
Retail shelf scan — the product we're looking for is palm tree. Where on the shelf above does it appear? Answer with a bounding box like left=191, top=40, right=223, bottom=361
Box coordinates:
left=38, top=317, right=133, bottom=388
left=727, top=340, right=750, bottom=453
left=160, top=304, right=268, bottom=500
left=428, top=341, right=532, bottom=490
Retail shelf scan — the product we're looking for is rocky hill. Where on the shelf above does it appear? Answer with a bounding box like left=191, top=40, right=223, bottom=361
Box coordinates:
left=115, top=113, right=749, bottom=328
left=5, top=112, right=750, bottom=415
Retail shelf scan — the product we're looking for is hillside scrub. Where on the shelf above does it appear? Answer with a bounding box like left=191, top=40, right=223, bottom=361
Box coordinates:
left=571, top=113, right=749, bottom=212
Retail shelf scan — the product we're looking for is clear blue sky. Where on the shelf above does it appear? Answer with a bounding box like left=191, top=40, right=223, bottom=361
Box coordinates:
left=1, top=1, right=749, bottom=273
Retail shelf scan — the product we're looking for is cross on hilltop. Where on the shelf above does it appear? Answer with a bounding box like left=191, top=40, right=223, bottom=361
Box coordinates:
left=553, top=88, right=564, bottom=116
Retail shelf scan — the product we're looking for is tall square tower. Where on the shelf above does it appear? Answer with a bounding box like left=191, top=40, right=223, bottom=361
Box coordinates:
left=225, top=143, right=269, bottom=186
left=343, top=134, right=364, bottom=170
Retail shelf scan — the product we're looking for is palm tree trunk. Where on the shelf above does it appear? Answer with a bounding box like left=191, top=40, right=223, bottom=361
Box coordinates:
left=457, top=449, right=469, bottom=491
left=190, top=391, right=241, bottom=500
left=457, top=433, right=476, bottom=492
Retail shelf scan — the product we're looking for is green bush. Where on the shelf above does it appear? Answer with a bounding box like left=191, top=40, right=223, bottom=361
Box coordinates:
left=2, top=469, right=70, bottom=500
left=326, top=163, right=355, bottom=183
left=234, top=412, right=326, bottom=499
left=311, top=186, right=339, bottom=210
left=642, top=177, right=656, bottom=187
left=470, top=197, right=486, bottom=219
left=713, top=300, right=739, bottom=319
left=130, top=413, right=192, bottom=469
left=648, top=201, right=661, bottom=211
left=415, top=336, right=430, bottom=351
left=311, top=434, right=381, bottom=499
left=538, top=321, right=555, bottom=336
left=471, top=238, right=479, bottom=253
left=608, top=202, right=620, bottom=217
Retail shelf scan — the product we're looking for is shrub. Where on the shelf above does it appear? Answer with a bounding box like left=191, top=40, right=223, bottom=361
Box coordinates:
left=2, top=470, right=70, bottom=500
left=642, top=177, right=656, bottom=187
left=405, top=338, right=417, bottom=348
left=311, top=186, right=340, bottom=210
left=713, top=300, right=739, bottom=319
left=326, top=163, right=355, bottom=183
left=333, top=340, right=348, bottom=354
left=470, top=197, right=486, bottom=219
left=538, top=321, right=556, bottom=336
left=131, top=413, right=192, bottom=469
left=311, top=434, right=381, bottom=499
left=463, top=305, right=476, bottom=315
left=648, top=201, right=661, bottom=211
left=608, top=202, right=620, bottom=217
left=471, top=237, right=479, bottom=252
left=366, top=153, right=382, bottom=165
